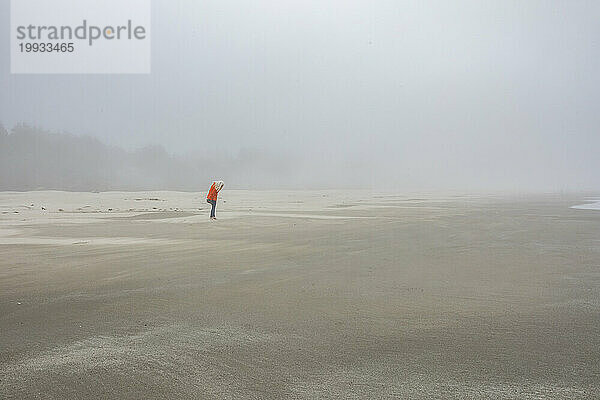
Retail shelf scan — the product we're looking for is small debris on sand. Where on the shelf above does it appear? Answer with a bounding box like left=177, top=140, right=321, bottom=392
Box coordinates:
left=134, top=198, right=164, bottom=201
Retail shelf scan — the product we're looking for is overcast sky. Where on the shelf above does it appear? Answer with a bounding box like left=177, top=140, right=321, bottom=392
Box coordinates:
left=1, top=0, right=599, bottom=191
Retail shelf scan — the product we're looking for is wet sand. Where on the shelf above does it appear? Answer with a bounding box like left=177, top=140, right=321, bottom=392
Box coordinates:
left=1, top=191, right=599, bottom=399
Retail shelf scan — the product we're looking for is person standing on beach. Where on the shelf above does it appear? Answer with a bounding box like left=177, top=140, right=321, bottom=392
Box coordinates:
left=206, top=181, right=224, bottom=220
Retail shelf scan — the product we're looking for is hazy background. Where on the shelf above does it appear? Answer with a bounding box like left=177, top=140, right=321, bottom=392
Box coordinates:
left=1, top=0, right=599, bottom=191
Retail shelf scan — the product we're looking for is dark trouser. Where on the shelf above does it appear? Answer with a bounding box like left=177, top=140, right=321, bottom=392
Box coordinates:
left=207, top=199, right=216, bottom=217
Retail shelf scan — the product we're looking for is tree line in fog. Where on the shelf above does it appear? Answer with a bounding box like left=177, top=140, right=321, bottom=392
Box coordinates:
left=0, top=123, right=295, bottom=191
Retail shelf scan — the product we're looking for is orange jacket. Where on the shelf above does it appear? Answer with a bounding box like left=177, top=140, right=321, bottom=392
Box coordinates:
left=207, top=183, right=218, bottom=201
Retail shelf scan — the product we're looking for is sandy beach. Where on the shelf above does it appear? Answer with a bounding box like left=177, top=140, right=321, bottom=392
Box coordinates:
left=1, top=190, right=599, bottom=399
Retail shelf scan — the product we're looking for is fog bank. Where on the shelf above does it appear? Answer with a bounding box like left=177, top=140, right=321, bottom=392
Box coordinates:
left=1, top=123, right=598, bottom=192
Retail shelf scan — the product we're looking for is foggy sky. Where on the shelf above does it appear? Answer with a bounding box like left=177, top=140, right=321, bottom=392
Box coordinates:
left=1, top=0, right=599, bottom=191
